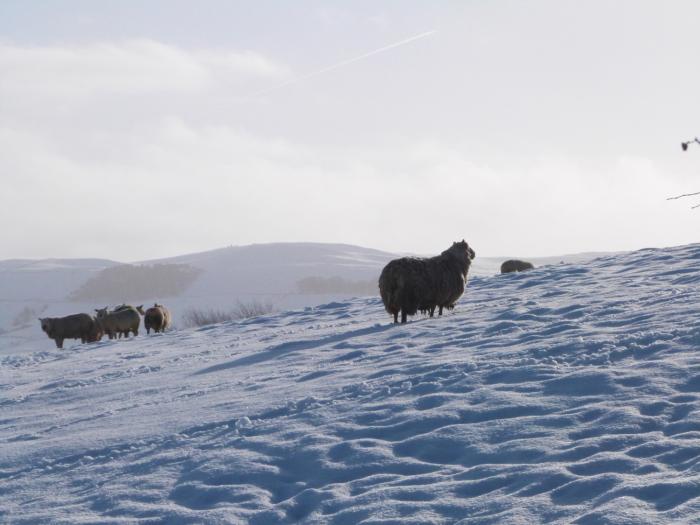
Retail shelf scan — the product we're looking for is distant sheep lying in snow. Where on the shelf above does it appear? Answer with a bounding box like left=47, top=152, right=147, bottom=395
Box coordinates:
left=500, top=259, right=534, bottom=274
left=137, top=303, right=171, bottom=334
left=378, top=240, right=476, bottom=324
left=39, top=313, right=102, bottom=349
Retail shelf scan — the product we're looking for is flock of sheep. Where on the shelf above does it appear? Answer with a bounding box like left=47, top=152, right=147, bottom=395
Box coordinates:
left=379, top=240, right=533, bottom=323
left=38, top=242, right=534, bottom=347
left=39, top=303, right=171, bottom=349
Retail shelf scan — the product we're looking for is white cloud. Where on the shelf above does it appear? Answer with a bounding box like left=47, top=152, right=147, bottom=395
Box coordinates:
left=0, top=40, right=289, bottom=101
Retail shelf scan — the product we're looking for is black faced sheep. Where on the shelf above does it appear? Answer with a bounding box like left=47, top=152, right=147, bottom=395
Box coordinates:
left=378, top=240, right=476, bottom=324
left=500, top=259, right=534, bottom=274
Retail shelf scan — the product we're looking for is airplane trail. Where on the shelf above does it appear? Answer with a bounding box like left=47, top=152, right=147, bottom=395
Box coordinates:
left=253, top=30, right=436, bottom=97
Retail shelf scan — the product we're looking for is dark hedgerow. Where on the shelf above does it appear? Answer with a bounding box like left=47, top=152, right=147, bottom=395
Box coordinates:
left=68, top=263, right=202, bottom=302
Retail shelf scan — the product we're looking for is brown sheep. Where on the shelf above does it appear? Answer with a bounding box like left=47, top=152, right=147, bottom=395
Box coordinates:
left=39, top=313, right=102, bottom=349
left=378, top=240, right=476, bottom=324
left=95, top=306, right=140, bottom=339
left=500, top=259, right=534, bottom=274
left=137, top=303, right=171, bottom=334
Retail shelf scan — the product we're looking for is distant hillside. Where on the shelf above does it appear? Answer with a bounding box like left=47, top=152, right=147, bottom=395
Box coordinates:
left=145, top=242, right=399, bottom=297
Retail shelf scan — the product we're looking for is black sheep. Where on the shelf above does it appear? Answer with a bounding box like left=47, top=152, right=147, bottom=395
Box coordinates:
left=378, top=240, right=476, bottom=324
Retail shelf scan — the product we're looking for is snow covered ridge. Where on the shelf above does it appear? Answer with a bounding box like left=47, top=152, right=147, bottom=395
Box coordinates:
left=2, top=244, right=700, bottom=523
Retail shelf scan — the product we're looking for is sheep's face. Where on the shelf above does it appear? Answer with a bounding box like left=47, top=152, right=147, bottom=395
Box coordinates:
left=450, top=239, right=476, bottom=262
left=94, top=307, right=109, bottom=319
left=39, top=318, right=52, bottom=334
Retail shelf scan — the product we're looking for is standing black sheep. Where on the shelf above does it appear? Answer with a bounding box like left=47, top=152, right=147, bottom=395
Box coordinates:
left=378, top=240, right=476, bottom=324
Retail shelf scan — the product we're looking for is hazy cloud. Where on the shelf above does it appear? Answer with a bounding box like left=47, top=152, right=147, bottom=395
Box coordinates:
left=0, top=40, right=289, bottom=101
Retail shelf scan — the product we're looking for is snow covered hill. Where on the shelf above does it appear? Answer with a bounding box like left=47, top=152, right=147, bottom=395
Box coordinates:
left=3, top=243, right=700, bottom=523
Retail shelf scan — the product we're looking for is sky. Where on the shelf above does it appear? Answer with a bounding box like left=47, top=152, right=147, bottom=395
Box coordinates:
left=1, top=0, right=700, bottom=261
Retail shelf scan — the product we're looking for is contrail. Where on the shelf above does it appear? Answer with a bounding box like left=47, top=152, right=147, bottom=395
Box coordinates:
left=253, top=30, right=436, bottom=97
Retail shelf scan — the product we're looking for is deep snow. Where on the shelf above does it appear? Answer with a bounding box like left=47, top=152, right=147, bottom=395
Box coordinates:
left=2, top=244, right=700, bottom=523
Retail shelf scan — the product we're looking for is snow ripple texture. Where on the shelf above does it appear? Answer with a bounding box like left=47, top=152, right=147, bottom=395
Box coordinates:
left=2, top=244, right=700, bottom=523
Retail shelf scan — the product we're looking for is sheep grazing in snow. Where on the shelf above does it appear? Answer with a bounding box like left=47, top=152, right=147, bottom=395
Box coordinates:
left=378, top=240, right=476, bottom=324
left=137, top=303, right=171, bottom=334
left=500, top=259, right=534, bottom=274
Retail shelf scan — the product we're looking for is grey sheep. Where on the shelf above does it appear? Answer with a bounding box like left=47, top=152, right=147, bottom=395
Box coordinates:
left=39, top=313, right=102, bottom=349
left=500, top=259, right=534, bottom=274
left=378, top=240, right=476, bottom=324
left=95, top=306, right=140, bottom=339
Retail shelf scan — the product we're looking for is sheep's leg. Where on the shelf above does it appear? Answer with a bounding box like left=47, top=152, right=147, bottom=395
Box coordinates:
left=429, top=306, right=435, bottom=318
left=393, top=311, right=398, bottom=324
left=55, top=338, right=63, bottom=349
left=401, top=310, right=407, bottom=324
left=439, top=306, right=443, bottom=316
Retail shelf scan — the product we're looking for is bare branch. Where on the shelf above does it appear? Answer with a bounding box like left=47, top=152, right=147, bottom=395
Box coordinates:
left=668, top=137, right=700, bottom=208
left=681, top=137, right=700, bottom=151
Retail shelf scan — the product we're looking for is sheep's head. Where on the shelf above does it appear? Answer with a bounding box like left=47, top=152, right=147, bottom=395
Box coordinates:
left=94, top=307, right=109, bottom=319
left=447, top=239, right=476, bottom=262
left=39, top=318, right=52, bottom=334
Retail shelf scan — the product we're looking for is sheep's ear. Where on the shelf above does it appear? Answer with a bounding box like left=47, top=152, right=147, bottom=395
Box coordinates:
left=94, top=309, right=99, bottom=312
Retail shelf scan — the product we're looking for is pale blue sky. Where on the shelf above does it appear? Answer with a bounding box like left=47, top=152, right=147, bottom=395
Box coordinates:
left=2, top=1, right=699, bottom=260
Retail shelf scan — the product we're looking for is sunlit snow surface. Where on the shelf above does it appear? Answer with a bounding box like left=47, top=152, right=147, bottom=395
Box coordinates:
left=2, top=245, right=700, bottom=524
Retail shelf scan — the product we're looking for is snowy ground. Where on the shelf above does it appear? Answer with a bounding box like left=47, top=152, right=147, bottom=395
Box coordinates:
left=2, top=244, right=700, bottom=523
